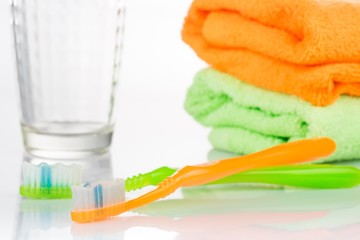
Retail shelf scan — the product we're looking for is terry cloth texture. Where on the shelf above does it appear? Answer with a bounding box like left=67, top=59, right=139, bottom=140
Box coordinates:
left=182, top=0, right=360, bottom=106
left=185, top=68, right=360, bottom=163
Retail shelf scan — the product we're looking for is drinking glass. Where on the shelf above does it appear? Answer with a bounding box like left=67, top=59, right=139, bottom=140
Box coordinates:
left=11, top=0, right=125, bottom=158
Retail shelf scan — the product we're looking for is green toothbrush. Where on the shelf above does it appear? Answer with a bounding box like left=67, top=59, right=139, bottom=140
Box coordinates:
left=125, top=164, right=360, bottom=191
left=21, top=163, right=360, bottom=199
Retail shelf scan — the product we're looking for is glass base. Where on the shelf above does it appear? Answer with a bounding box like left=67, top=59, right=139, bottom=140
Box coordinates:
left=21, top=124, right=113, bottom=159
left=23, top=152, right=114, bottom=182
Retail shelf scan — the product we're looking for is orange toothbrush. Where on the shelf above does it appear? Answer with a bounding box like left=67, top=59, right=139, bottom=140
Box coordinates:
left=71, top=138, right=336, bottom=223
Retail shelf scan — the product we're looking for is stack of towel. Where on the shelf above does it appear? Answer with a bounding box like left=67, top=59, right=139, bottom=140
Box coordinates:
left=182, top=0, right=360, bottom=162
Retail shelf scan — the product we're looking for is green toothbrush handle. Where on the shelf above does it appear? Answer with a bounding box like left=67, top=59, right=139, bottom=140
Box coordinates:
left=126, top=164, right=360, bottom=191
left=125, top=166, right=177, bottom=191
left=209, top=164, right=360, bottom=189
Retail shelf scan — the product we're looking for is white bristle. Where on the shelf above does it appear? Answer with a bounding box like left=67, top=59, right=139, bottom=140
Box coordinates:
left=22, top=162, right=82, bottom=188
left=71, top=179, right=125, bottom=211
left=22, top=162, right=41, bottom=188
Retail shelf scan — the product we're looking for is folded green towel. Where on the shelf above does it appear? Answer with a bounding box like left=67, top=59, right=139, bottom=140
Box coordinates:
left=185, top=69, right=360, bottom=163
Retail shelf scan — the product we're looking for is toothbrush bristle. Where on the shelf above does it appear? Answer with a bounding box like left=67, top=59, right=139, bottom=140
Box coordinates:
left=20, top=162, right=82, bottom=199
left=71, top=179, right=125, bottom=211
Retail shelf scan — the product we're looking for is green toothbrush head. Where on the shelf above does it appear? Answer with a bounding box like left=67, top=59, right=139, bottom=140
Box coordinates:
left=20, top=162, right=82, bottom=199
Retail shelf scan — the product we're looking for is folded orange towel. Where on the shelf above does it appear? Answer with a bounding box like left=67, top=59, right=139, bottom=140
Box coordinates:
left=182, top=0, right=360, bottom=106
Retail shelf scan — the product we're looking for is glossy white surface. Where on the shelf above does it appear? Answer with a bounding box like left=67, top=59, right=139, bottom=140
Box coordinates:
left=1, top=1, right=360, bottom=239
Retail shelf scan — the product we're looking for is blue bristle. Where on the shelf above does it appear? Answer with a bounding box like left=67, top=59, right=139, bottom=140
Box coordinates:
left=94, top=184, right=103, bottom=208
left=40, top=163, right=52, bottom=188
left=83, top=182, right=90, bottom=188
left=99, top=185, right=103, bottom=208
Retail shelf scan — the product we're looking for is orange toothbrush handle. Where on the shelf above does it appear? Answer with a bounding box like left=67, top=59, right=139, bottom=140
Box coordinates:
left=175, top=138, right=336, bottom=187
